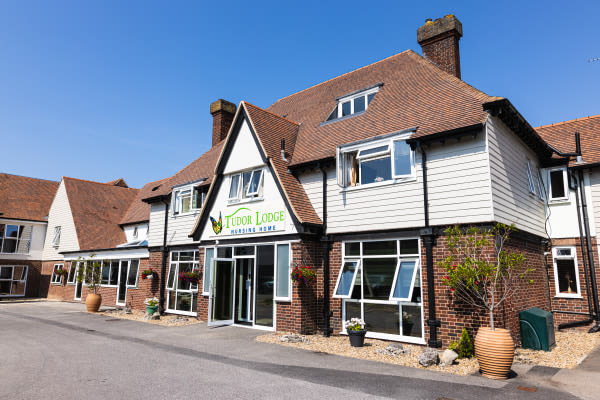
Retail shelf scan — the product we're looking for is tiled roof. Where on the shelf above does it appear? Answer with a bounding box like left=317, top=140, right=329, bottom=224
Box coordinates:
left=536, top=115, right=600, bottom=167
left=244, top=102, right=322, bottom=225
left=0, top=173, right=59, bottom=222
left=267, top=50, right=499, bottom=166
left=105, top=178, right=129, bottom=188
left=142, top=142, right=224, bottom=202
left=63, top=177, right=139, bottom=250
left=120, top=178, right=167, bottom=225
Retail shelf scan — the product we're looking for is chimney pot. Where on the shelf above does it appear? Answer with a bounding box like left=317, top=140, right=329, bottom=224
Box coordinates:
left=417, top=15, right=463, bottom=79
left=210, top=99, right=236, bottom=147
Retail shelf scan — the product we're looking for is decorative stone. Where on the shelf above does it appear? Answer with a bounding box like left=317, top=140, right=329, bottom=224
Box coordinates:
left=440, top=349, right=458, bottom=366
left=280, top=334, right=305, bottom=343
left=124, top=308, right=132, bottom=314
left=418, top=348, right=440, bottom=367
left=143, top=312, right=160, bottom=320
left=168, top=317, right=189, bottom=324
left=375, top=344, right=411, bottom=356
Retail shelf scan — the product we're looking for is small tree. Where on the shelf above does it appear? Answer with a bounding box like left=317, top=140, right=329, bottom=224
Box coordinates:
left=439, top=223, right=534, bottom=330
left=76, top=254, right=102, bottom=295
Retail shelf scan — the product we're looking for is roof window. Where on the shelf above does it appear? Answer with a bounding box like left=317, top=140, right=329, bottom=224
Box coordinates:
left=326, top=85, right=380, bottom=122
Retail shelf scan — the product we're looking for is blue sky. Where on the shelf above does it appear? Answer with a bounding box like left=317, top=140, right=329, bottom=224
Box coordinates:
left=1, top=1, right=598, bottom=188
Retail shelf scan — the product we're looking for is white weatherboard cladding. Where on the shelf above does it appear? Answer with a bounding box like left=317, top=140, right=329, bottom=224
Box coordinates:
left=223, top=120, right=263, bottom=174
left=545, top=170, right=597, bottom=239
left=0, top=219, right=46, bottom=261
left=200, top=120, right=297, bottom=241
left=487, top=116, right=546, bottom=237
left=313, top=132, right=493, bottom=234
left=42, top=180, right=79, bottom=260
left=147, top=202, right=199, bottom=247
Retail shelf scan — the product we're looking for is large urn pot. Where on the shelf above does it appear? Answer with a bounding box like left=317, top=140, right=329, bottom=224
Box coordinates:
left=474, top=327, right=514, bottom=380
left=85, top=293, right=102, bottom=312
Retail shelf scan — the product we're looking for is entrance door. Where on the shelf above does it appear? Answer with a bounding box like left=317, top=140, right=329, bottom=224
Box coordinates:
left=208, top=259, right=235, bottom=326
left=116, top=260, right=128, bottom=306
left=234, top=259, right=254, bottom=324
left=74, top=263, right=83, bottom=300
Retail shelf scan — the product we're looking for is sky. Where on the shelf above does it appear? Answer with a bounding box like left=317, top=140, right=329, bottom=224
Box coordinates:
left=1, top=1, right=599, bottom=188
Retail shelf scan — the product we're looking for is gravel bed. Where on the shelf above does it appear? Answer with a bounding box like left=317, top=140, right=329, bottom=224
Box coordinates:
left=256, top=329, right=600, bottom=375
left=99, top=309, right=202, bottom=327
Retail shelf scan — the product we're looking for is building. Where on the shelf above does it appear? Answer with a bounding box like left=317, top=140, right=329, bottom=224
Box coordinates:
left=0, top=173, right=59, bottom=298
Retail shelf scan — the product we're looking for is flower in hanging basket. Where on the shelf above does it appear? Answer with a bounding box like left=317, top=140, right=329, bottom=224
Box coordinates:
left=141, top=268, right=155, bottom=279
left=54, top=268, right=69, bottom=276
left=179, top=269, right=200, bottom=284
left=290, top=264, right=317, bottom=285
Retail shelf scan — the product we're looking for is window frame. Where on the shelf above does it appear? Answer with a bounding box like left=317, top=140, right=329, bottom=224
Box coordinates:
left=273, top=243, right=292, bottom=301
left=389, top=259, right=420, bottom=302
left=548, top=168, right=569, bottom=201
left=332, top=259, right=361, bottom=299
left=166, top=250, right=200, bottom=316
left=52, top=226, right=61, bottom=247
left=228, top=168, right=265, bottom=203
left=536, top=169, right=546, bottom=201
left=50, top=263, right=63, bottom=285
left=173, top=181, right=206, bottom=215
left=336, top=133, right=416, bottom=189
left=552, top=246, right=581, bottom=298
left=526, top=161, right=536, bottom=195
left=326, top=86, right=380, bottom=122
left=0, top=224, right=31, bottom=255
left=66, top=263, right=77, bottom=285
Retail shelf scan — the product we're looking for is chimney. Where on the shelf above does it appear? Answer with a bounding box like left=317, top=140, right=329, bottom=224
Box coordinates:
left=417, top=15, right=463, bottom=79
left=210, top=99, right=236, bottom=147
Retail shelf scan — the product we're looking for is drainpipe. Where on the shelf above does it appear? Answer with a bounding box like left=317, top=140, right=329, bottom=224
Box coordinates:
left=417, top=141, right=441, bottom=348
left=319, top=163, right=332, bottom=337
left=159, top=200, right=170, bottom=314
left=577, top=168, right=600, bottom=332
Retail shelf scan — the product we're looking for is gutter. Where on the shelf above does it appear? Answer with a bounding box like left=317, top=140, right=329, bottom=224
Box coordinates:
left=318, top=163, right=332, bottom=337
left=416, top=140, right=441, bottom=348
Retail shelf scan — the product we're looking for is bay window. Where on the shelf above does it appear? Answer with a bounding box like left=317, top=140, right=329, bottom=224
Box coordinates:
left=337, top=135, right=415, bottom=188
left=334, top=239, right=423, bottom=341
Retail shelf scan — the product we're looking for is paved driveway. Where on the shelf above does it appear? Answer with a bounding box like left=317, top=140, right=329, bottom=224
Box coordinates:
left=0, top=302, right=581, bottom=399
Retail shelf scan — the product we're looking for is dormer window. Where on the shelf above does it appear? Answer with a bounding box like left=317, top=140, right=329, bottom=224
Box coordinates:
left=228, top=168, right=264, bottom=201
left=337, top=133, right=415, bottom=188
left=326, top=85, right=380, bottom=122
left=173, top=181, right=206, bottom=215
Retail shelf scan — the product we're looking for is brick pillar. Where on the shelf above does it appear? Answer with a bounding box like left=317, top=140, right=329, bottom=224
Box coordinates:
left=417, top=15, right=463, bottom=79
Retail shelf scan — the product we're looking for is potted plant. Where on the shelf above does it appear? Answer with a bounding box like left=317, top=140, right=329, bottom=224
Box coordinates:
left=144, top=297, right=159, bottom=315
left=141, top=268, right=156, bottom=280
left=179, top=269, right=200, bottom=285
left=344, top=318, right=367, bottom=347
left=76, top=255, right=103, bottom=312
left=440, top=223, right=533, bottom=380
left=290, top=264, right=317, bottom=285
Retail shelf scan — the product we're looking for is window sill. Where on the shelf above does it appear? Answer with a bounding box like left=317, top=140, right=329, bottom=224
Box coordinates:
left=50, top=282, right=62, bottom=286
left=339, top=176, right=416, bottom=192
left=554, top=294, right=582, bottom=299
left=227, top=196, right=264, bottom=206
left=173, top=210, right=200, bottom=218
left=548, top=198, right=570, bottom=204
left=320, top=110, right=366, bottom=126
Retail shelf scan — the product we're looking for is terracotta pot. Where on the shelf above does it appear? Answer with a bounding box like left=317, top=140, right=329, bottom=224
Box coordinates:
left=475, top=327, right=514, bottom=380
left=85, top=293, right=102, bottom=312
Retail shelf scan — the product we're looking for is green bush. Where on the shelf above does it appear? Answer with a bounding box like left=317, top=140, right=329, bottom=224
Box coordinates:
left=457, top=327, right=474, bottom=359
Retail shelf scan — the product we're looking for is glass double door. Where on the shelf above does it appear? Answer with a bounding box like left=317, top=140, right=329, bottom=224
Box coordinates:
left=209, top=258, right=255, bottom=326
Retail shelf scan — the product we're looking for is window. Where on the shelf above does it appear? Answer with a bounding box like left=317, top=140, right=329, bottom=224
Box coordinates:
left=326, top=86, right=379, bottom=122
left=536, top=170, right=545, bottom=201
left=337, top=135, right=415, bottom=187
left=202, top=248, right=214, bottom=294
left=0, top=224, right=31, bottom=254
left=51, top=264, right=63, bottom=285
left=173, top=182, right=206, bottom=215
left=549, top=168, right=569, bottom=201
left=274, top=244, right=291, bottom=300
left=67, top=263, right=77, bottom=284
left=228, top=168, right=264, bottom=201
left=0, top=265, right=27, bottom=297
left=334, top=239, right=423, bottom=341
left=552, top=247, right=581, bottom=297
left=526, top=161, right=536, bottom=195
left=166, top=250, right=199, bottom=315
left=101, top=260, right=120, bottom=286
left=52, top=226, right=61, bottom=247
left=127, top=260, right=139, bottom=287
left=133, top=226, right=138, bottom=239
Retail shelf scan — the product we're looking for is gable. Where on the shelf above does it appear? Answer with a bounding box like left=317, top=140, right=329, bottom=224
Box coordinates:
left=42, top=180, right=79, bottom=260
left=198, top=116, right=298, bottom=241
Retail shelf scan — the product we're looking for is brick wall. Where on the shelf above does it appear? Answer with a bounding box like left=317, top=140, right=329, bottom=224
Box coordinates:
left=547, top=237, right=600, bottom=329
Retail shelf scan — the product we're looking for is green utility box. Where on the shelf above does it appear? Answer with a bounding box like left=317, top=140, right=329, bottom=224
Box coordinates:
left=519, top=307, right=556, bottom=351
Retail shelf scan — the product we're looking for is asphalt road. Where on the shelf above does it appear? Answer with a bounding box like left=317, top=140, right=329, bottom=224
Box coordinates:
left=0, top=302, right=580, bottom=400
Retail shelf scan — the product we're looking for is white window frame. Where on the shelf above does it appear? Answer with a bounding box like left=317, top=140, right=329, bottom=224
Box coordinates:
left=273, top=243, right=292, bottom=302
left=52, top=226, right=61, bottom=247
left=202, top=247, right=215, bottom=295
left=526, top=161, right=536, bottom=195
left=336, top=133, right=416, bottom=189
left=336, top=238, right=424, bottom=343
left=133, top=226, right=138, bottom=239
left=389, top=259, right=420, bottom=302
left=0, top=265, right=28, bottom=297
left=327, top=86, right=379, bottom=121
left=332, top=259, right=360, bottom=299
left=548, top=168, right=569, bottom=201
left=246, top=169, right=264, bottom=197
left=50, top=263, right=63, bottom=285
left=552, top=246, right=581, bottom=298
left=100, top=260, right=120, bottom=287
left=0, top=224, right=31, bottom=255
left=125, top=260, right=140, bottom=288
left=173, top=180, right=206, bottom=215
left=66, top=263, right=77, bottom=285
left=228, top=168, right=264, bottom=203
left=166, top=250, right=200, bottom=316
left=536, top=169, right=546, bottom=201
